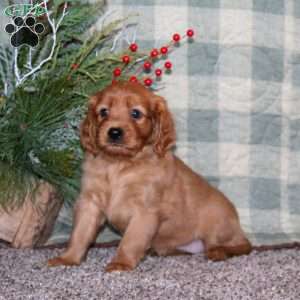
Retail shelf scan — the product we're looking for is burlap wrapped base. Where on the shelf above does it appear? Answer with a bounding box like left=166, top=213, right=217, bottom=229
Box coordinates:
left=0, top=182, right=63, bottom=248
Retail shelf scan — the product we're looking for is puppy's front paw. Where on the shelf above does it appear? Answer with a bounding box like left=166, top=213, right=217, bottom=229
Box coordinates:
left=105, top=261, right=133, bottom=273
left=47, top=256, right=80, bottom=267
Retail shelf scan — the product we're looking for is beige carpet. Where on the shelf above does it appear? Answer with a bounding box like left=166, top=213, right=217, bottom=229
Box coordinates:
left=0, top=244, right=299, bottom=300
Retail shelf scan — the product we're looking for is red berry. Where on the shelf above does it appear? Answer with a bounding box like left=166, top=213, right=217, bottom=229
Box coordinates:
left=155, top=68, right=162, bottom=77
left=150, top=48, right=159, bottom=58
left=144, top=61, right=152, bottom=70
left=129, top=43, right=138, bottom=52
left=160, top=46, right=168, bottom=54
left=122, top=55, right=130, bottom=64
left=172, top=33, right=181, bottom=42
left=113, top=67, right=122, bottom=77
left=129, top=76, right=138, bottom=82
left=144, top=78, right=153, bottom=86
left=187, top=29, right=194, bottom=37
left=71, top=63, right=79, bottom=70
left=164, top=61, right=172, bottom=69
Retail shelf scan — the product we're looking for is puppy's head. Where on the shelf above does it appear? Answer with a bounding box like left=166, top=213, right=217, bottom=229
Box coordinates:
left=80, top=81, right=175, bottom=158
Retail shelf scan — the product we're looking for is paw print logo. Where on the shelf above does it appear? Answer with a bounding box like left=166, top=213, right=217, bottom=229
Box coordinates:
left=5, top=16, right=45, bottom=48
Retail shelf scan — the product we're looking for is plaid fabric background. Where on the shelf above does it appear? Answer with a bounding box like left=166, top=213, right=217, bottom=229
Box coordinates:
left=19, top=0, right=300, bottom=246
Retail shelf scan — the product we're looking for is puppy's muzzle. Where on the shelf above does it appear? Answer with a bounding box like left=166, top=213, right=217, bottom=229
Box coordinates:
left=108, top=127, right=124, bottom=143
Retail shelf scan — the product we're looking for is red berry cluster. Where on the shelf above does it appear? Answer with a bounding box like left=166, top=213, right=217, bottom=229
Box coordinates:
left=112, top=28, right=195, bottom=87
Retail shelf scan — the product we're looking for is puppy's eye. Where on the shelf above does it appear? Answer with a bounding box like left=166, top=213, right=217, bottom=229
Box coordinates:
left=131, top=109, right=142, bottom=120
left=99, top=108, right=109, bottom=118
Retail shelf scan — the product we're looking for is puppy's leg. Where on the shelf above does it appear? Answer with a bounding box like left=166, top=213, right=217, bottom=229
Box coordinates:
left=206, top=240, right=252, bottom=261
left=205, top=231, right=252, bottom=261
left=48, top=197, right=105, bottom=267
left=105, top=213, right=159, bottom=272
left=206, top=246, right=229, bottom=261
left=221, top=236, right=252, bottom=258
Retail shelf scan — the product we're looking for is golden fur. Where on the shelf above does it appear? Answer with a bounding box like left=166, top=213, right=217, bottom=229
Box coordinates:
left=48, top=81, right=252, bottom=272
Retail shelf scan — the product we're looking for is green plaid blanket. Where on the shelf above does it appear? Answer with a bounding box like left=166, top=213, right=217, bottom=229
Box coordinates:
left=49, top=0, right=300, bottom=246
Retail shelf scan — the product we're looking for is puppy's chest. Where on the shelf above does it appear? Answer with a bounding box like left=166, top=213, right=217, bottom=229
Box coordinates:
left=86, top=159, right=160, bottom=232
left=105, top=191, right=133, bottom=233
left=99, top=164, right=137, bottom=231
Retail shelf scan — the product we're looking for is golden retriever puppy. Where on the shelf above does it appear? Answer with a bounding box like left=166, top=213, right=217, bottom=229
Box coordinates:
left=48, top=81, right=252, bottom=272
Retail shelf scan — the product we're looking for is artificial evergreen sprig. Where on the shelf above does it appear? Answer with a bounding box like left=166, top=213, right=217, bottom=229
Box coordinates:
left=0, top=0, right=139, bottom=209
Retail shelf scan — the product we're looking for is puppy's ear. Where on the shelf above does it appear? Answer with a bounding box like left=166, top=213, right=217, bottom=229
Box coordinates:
left=80, top=94, right=100, bottom=155
left=152, top=96, right=176, bottom=156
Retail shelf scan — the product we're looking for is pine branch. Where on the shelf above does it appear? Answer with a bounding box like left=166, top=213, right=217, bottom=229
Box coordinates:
left=0, top=0, right=138, bottom=208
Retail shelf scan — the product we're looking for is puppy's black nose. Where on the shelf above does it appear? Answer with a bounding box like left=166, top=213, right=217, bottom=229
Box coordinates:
left=108, top=127, right=123, bottom=142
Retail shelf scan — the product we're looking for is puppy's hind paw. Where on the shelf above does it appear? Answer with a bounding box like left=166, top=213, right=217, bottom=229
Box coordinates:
left=207, top=247, right=228, bottom=261
left=47, top=256, right=80, bottom=267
